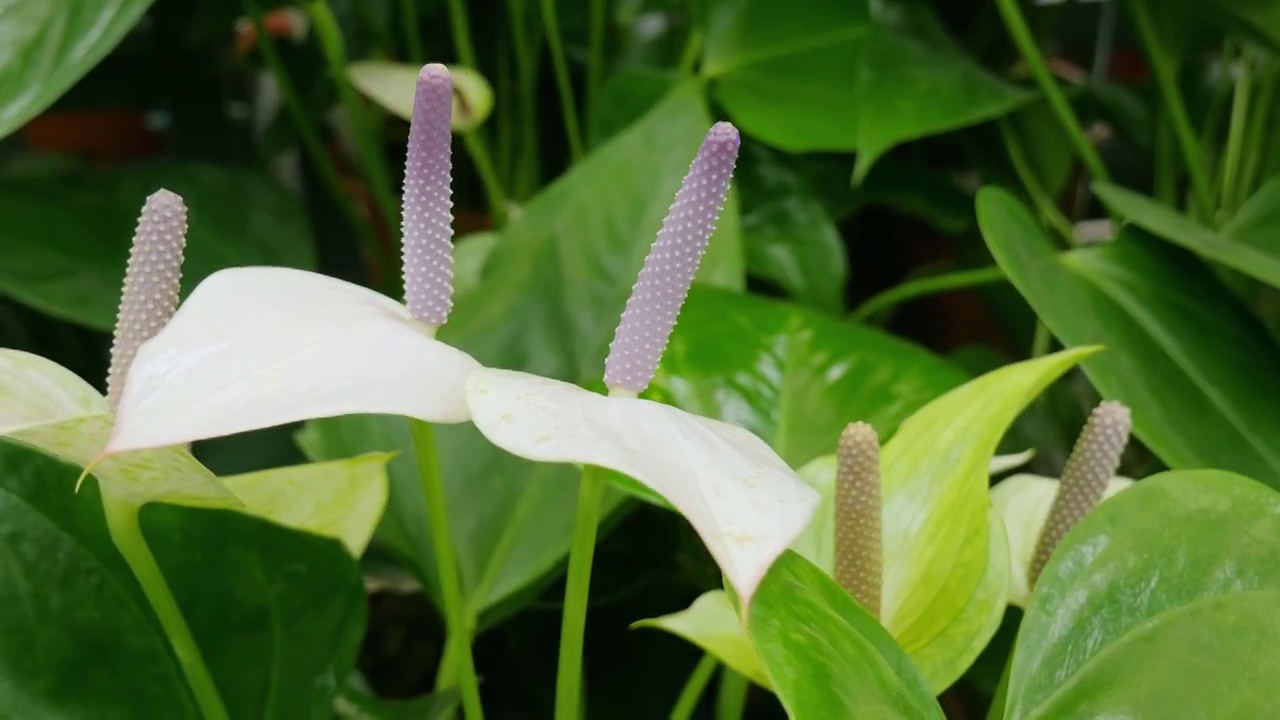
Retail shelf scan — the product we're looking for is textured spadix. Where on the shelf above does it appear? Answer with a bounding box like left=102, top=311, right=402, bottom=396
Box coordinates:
left=1029, top=401, right=1131, bottom=585
left=106, top=189, right=188, bottom=409
left=835, top=422, right=882, bottom=618
left=401, top=63, right=455, bottom=327
left=603, top=122, right=740, bottom=394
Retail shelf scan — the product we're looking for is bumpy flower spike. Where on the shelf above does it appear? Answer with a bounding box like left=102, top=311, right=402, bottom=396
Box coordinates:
left=1029, top=400, right=1131, bottom=585
left=105, top=189, right=188, bottom=409
left=835, top=422, right=882, bottom=619
left=402, top=63, right=455, bottom=328
left=604, top=121, right=740, bottom=394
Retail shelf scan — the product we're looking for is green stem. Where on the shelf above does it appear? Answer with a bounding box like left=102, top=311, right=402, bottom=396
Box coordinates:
left=102, top=496, right=227, bottom=720
left=677, top=28, right=704, bottom=76
left=994, top=0, right=1110, bottom=182
left=985, top=655, right=1014, bottom=720
left=308, top=1, right=400, bottom=236
left=1154, top=109, right=1177, bottom=206
left=1219, top=48, right=1252, bottom=214
left=1031, top=321, right=1052, bottom=358
left=714, top=669, right=749, bottom=720
left=463, top=132, right=509, bottom=226
left=540, top=0, right=586, bottom=162
left=554, top=466, right=607, bottom=720
left=998, top=119, right=1076, bottom=243
left=849, top=266, right=1007, bottom=324
left=247, top=3, right=393, bottom=289
left=1129, top=0, right=1214, bottom=218
left=400, top=0, right=424, bottom=63
left=409, top=420, right=485, bottom=720
left=1239, top=67, right=1276, bottom=200
left=506, top=0, right=541, bottom=198
left=669, top=654, right=719, bottom=720
left=587, top=0, right=605, bottom=125
left=445, top=0, right=480, bottom=67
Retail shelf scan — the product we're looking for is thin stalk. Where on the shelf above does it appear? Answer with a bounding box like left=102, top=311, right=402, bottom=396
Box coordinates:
left=1239, top=68, right=1276, bottom=200
left=985, top=656, right=1013, bottom=720
left=1031, top=321, right=1052, bottom=358
left=400, top=0, right=424, bottom=63
left=849, top=266, right=1007, bottom=324
left=587, top=0, right=605, bottom=123
left=669, top=654, right=719, bottom=720
left=246, top=3, right=393, bottom=288
left=1219, top=49, right=1252, bottom=214
left=445, top=0, right=480, bottom=67
left=540, top=0, right=586, bottom=162
left=714, top=669, right=749, bottom=720
left=677, top=28, right=704, bottom=76
left=101, top=496, right=227, bottom=720
left=994, top=0, right=1110, bottom=182
left=463, top=132, right=509, bottom=226
left=308, top=1, right=400, bottom=235
left=1130, top=0, right=1214, bottom=218
left=1154, top=109, right=1177, bottom=206
left=554, top=466, right=607, bottom=720
left=999, top=119, right=1076, bottom=243
left=408, top=420, right=485, bottom=720
left=506, top=0, right=541, bottom=198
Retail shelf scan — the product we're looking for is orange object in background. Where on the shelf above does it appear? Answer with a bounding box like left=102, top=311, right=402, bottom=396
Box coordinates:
left=22, top=109, right=166, bottom=162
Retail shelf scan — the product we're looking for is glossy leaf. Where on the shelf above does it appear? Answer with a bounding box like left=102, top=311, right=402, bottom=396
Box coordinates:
left=347, top=61, right=495, bottom=131
left=0, top=443, right=365, bottom=717
left=300, top=82, right=742, bottom=618
left=1006, top=471, right=1280, bottom=719
left=737, top=142, right=848, bottom=311
left=702, top=0, right=1029, bottom=180
left=979, top=186, right=1280, bottom=486
left=0, top=164, right=316, bottom=329
left=749, top=551, right=944, bottom=719
left=0, top=0, right=155, bottom=138
left=223, top=453, right=392, bottom=556
left=650, top=286, right=966, bottom=470
left=633, top=590, right=771, bottom=688
left=1095, top=179, right=1280, bottom=289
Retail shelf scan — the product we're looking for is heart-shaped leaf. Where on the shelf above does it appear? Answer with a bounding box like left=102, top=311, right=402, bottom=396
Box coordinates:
left=1006, top=470, right=1280, bottom=718
left=979, top=186, right=1280, bottom=487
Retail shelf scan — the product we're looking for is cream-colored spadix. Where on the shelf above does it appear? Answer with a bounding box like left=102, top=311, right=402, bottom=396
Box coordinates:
left=105, top=266, right=479, bottom=454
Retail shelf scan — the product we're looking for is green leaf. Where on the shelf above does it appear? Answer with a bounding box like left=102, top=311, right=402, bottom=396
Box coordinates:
left=633, top=590, right=771, bottom=688
left=1095, top=179, right=1280, bottom=289
left=879, top=349, right=1091, bottom=691
left=0, top=442, right=365, bottom=717
left=650, top=286, right=966, bottom=470
left=1007, top=471, right=1280, bottom=719
left=223, top=453, right=392, bottom=557
left=0, top=0, right=155, bottom=139
left=738, top=142, right=848, bottom=311
left=0, top=163, right=317, bottom=330
left=979, top=186, right=1280, bottom=487
left=748, top=551, right=944, bottom=719
left=347, top=61, right=495, bottom=131
left=702, top=0, right=1030, bottom=180
left=301, top=81, right=743, bottom=620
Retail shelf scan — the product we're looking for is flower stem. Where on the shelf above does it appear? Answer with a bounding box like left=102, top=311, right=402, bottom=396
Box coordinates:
left=408, top=420, right=485, bottom=720
left=586, top=0, right=605, bottom=124
left=1219, top=46, right=1252, bottom=215
left=850, top=266, right=1008, bottom=324
left=554, top=465, right=607, bottom=720
left=669, top=654, right=719, bottom=720
left=714, top=669, right=749, bottom=720
left=539, top=0, right=586, bottom=162
left=985, top=655, right=1013, bottom=720
left=400, top=0, right=424, bottom=63
left=993, top=0, right=1110, bottom=183
left=1129, top=0, right=1214, bottom=219
left=101, top=495, right=227, bottom=720
left=998, top=119, right=1076, bottom=243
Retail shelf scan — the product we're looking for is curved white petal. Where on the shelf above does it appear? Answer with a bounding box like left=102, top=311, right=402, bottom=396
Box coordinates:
left=990, top=473, right=1134, bottom=607
left=8, top=414, right=237, bottom=508
left=107, top=267, right=481, bottom=453
left=0, top=350, right=106, bottom=433
left=988, top=449, right=1035, bottom=476
left=466, top=368, right=819, bottom=606
left=223, top=453, right=391, bottom=556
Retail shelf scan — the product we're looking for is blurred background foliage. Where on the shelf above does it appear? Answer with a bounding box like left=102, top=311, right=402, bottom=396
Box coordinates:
left=2, top=0, right=1278, bottom=717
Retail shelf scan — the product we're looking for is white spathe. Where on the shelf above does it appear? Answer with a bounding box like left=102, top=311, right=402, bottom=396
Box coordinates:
left=465, top=367, right=819, bottom=607
left=107, top=267, right=481, bottom=453
left=990, top=473, right=1134, bottom=607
